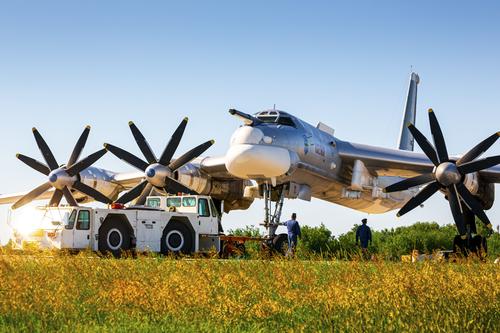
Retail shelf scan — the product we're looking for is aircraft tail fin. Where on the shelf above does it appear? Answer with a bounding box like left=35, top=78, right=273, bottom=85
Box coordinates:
left=397, top=72, right=420, bottom=151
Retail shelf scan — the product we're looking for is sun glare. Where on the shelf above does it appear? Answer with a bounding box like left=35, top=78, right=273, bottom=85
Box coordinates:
left=9, top=204, right=47, bottom=237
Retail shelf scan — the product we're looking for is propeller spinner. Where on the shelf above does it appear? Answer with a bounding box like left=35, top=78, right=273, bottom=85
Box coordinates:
left=384, top=109, right=499, bottom=238
left=13, top=126, right=112, bottom=209
left=104, top=118, right=215, bottom=205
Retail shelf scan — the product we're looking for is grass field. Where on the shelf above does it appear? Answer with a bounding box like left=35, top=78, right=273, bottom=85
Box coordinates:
left=0, top=253, right=499, bottom=332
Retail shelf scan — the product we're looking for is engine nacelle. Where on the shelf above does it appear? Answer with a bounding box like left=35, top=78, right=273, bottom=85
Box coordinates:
left=76, top=168, right=123, bottom=203
left=176, top=163, right=254, bottom=212
left=476, top=180, right=495, bottom=210
left=463, top=172, right=494, bottom=210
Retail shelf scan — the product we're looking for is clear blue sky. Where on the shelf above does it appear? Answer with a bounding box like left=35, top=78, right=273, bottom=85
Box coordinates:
left=1, top=1, right=500, bottom=244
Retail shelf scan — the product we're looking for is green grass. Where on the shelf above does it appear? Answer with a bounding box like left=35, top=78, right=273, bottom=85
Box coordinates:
left=0, top=253, right=498, bottom=332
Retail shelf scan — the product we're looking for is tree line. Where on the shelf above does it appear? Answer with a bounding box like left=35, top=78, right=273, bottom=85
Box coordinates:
left=231, top=221, right=500, bottom=260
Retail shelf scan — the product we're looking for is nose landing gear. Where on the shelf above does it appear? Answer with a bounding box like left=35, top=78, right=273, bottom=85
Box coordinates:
left=259, top=183, right=289, bottom=255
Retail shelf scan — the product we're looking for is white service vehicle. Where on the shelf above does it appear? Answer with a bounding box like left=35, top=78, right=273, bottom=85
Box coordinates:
left=10, top=195, right=222, bottom=256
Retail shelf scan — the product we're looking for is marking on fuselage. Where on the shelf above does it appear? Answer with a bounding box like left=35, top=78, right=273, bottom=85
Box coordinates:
left=303, top=134, right=313, bottom=155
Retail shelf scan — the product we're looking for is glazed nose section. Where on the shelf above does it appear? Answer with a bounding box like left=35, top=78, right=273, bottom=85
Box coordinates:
left=225, top=144, right=291, bottom=179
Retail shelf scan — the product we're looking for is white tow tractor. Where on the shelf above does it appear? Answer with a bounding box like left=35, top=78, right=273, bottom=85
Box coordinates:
left=10, top=194, right=224, bottom=256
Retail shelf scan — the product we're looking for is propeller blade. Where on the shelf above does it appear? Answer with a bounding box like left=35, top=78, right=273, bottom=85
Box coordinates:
left=384, top=173, right=435, bottom=193
left=397, top=181, right=440, bottom=217
left=32, top=128, right=59, bottom=170
left=457, top=155, right=500, bottom=175
left=457, top=132, right=500, bottom=165
left=12, top=182, right=52, bottom=209
left=16, top=153, right=50, bottom=176
left=408, top=124, right=439, bottom=166
left=62, top=186, right=78, bottom=206
left=72, top=181, right=112, bottom=204
left=456, top=183, right=493, bottom=229
left=68, top=125, right=91, bottom=166
left=48, top=189, right=63, bottom=207
left=103, top=143, right=149, bottom=171
left=168, top=140, right=215, bottom=172
left=447, top=186, right=466, bottom=236
left=66, top=149, right=107, bottom=176
left=129, top=121, right=157, bottom=164
left=428, top=109, right=449, bottom=163
left=164, top=178, right=197, bottom=195
left=116, top=180, right=149, bottom=204
left=135, top=183, right=153, bottom=206
left=158, top=117, right=188, bottom=165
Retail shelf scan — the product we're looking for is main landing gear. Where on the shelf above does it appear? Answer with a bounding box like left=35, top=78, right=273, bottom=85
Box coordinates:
left=452, top=207, right=490, bottom=258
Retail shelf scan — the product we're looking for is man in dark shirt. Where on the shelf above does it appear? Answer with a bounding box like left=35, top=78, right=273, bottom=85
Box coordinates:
left=356, top=218, right=372, bottom=256
left=284, top=213, right=301, bottom=255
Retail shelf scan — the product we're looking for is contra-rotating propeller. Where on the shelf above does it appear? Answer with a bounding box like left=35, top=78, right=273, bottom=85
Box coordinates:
left=13, top=126, right=113, bottom=209
left=384, top=109, right=499, bottom=237
left=104, top=118, right=214, bottom=205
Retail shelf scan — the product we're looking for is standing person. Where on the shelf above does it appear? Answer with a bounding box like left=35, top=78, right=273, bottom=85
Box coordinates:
left=284, top=213, right=301, bottom=256
left=356, top=218, right=372, bottom=258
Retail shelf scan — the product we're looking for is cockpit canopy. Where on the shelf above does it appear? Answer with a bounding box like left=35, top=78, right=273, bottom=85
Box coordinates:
left=254, top=110, right=296, bottom=127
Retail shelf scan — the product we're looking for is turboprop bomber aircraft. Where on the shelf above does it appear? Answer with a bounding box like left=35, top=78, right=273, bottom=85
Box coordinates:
left=2, top=72, right=500, bottom=249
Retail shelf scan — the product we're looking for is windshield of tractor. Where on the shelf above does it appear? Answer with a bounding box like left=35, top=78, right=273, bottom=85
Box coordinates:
left=182, top=197, right=196, bottom=207
left=147, top=198, right=161, bottom=208
left=166, top=197, right=181, bottom=207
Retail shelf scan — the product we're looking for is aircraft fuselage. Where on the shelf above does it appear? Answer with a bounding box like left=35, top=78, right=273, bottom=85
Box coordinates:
left=225, top=110, right=416, bottom=214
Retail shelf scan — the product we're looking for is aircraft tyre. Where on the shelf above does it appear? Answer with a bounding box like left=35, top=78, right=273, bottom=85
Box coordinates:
left=452, top=235, right=487, bottom=256
left=161, top=221, right=194, bottom=255
left=471, top=235, right=487, bottom=254
left=98, top=219, right=132, bottom=258
left=272, top=233, right=289, bottom=256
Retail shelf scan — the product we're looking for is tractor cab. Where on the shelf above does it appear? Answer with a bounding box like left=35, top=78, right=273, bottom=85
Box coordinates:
left=145, top=195, right=220, bottom=217
left=146, top=194, right=222, bottom=235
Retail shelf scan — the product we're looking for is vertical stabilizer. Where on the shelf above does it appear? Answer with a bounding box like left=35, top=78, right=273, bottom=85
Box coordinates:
left=397, top=72, right=420, bottom=151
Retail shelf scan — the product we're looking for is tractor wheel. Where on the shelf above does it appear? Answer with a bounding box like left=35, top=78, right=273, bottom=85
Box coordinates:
left=160, top=221, right=194, bottom=255
left=98, top=219, right=132, bottom=258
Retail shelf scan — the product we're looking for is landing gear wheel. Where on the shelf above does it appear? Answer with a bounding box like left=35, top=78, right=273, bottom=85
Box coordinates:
left=161, top=221, right=194, bottom=255
left=453, top=235, right=488, bottom=257
left=470, top=235, right=488, bottom=257
left=98, top=220, right=132, bottom=258
left=272, top=233, right=289, bottom=256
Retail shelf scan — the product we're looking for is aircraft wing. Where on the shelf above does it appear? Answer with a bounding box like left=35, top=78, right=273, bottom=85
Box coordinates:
left=110, top=170, right=145, bottom=189
left=106, top=156, right=236, bottom=187
left=337, top=140, right=500, bottom=182
left=0, top=189, right=54, bottom=205
left=0, top=169, right=142, bottom=206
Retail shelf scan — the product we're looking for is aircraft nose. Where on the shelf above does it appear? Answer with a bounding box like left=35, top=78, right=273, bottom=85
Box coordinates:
left=225, top=144, right=291, bottom=179
left=230, top=126, right=264, bottom=145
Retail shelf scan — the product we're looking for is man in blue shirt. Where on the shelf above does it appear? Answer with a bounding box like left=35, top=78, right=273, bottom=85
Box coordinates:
left=356, top=218, right=372, bottom=256
left=284, top=213, right=301, bottom=255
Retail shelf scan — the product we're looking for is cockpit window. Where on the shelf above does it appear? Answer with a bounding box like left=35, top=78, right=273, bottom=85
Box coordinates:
left=255, top=110, right=296, bottom=127
left=256, top=111, right=278, bottom=122
left=277, top=116, right=295, bottom=127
